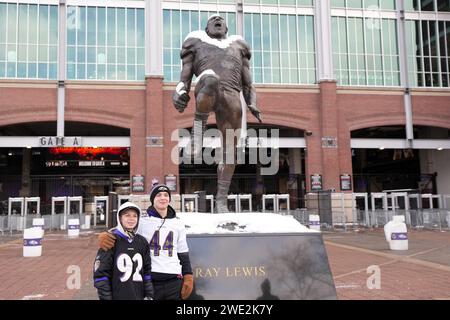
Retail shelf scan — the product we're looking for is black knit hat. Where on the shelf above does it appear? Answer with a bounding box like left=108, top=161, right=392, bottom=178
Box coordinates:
left=149, top=184, right=172, bottom=204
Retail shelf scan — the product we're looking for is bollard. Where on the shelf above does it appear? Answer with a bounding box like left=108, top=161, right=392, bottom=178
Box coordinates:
left=23, top=227, right=43, bottom=257
left=309, top=214, right=321, bottom=231
left=384, top=215, right=408, bottom=251
left=68, top=219, right=80, bottom=237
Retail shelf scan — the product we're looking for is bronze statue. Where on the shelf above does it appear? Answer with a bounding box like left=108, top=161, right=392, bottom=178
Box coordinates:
left=173, top=15, right=262, bottom=213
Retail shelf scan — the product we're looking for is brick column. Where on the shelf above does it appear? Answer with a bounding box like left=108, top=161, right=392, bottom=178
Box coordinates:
left=163, top=90, right=180, bottom=194
left=319, top=80, right=340, bottom=191
left=305, top=131, right=322, bottom=192
left=130, top=92, right=147, bottom=195
left=338, top=114, right=353, bottom=192
left=145, top=76, right=165, bottom=192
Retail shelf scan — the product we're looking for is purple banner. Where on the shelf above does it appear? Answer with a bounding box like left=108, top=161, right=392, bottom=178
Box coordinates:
left=68, top=225, right=79, bottom=230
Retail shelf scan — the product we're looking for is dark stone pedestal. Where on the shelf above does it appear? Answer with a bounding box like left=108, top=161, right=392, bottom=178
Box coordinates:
left=186, top=233, right=337, bottom=300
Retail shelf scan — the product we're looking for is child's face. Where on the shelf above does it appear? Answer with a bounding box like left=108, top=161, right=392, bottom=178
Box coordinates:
left=154, top=192, right=170, bottom=210
left=120, top=210, right=138, bottom=230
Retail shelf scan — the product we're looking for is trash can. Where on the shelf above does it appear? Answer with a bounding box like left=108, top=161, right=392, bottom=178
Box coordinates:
left=384, top=215, right=408, bottom=251
left=23, top=227, right=43, bottom=257
left=68, top=219, right=80, bottom=237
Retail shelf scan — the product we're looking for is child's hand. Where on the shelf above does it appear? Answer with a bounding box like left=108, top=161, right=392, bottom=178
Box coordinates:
left=98, top=231, right=116, bottom=250
left=181, top=274, right=194, bottom=299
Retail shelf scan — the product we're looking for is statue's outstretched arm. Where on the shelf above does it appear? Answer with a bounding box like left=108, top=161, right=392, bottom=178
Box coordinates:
left=173, top=43, right=195, bottom=113
left=242, top=56, right=262, bottom=123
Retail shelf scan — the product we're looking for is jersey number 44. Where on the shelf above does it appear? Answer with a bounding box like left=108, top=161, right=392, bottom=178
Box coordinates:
left=149, top=230, right=174, bottom=257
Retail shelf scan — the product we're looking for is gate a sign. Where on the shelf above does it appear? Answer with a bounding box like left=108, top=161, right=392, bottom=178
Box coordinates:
left=39, top=137, right=82, bottom=147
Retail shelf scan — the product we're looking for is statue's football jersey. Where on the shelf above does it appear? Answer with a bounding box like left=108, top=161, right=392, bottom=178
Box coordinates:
left=138, top=214, right=189, bottom=275
left=181, top=31, right=251, bottom=92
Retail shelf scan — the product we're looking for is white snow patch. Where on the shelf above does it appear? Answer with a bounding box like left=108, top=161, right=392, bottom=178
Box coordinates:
left=185, top=30, right=243, bottom=49
left=177, top=212, right=318, bottom=234
left=195, top=69, right=217, bottom=84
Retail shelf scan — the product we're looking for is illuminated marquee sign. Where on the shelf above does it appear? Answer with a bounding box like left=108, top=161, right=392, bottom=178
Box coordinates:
left=43, top=147, right=129, bottom=168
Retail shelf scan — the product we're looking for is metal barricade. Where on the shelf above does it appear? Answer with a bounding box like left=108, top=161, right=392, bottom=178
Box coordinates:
left=290, top=208, right=309, bottom=226
left=443, top=195, right=450, bottom=210
left=422, top=209, right=443, bottom=230
left=0, top=215, right=6, bottom=235
left=331, top=193, right=346, bottom=230
left=441, top=210, right=450, bottom=230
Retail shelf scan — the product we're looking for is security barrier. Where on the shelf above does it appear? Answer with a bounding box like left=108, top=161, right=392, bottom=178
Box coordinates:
left=2, top=192, right=449, bottom=235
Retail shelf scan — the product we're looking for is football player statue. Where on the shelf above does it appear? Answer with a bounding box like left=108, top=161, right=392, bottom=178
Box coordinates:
left=173, top=15, right=262, bottom=213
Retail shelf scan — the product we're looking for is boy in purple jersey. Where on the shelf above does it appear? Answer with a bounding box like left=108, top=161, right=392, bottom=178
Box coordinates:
left=93, top=202, right=154, bottom=300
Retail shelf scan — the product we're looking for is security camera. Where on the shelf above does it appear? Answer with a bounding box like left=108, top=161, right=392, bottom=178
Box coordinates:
left=305, top=131, right=313, bottom=137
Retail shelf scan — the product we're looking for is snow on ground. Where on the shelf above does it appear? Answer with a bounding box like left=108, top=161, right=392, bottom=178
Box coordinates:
left=177, top=212, right=318, bottom=234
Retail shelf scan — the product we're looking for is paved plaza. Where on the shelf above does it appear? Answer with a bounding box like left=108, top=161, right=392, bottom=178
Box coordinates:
left=0, top=228, right=449, bottom=300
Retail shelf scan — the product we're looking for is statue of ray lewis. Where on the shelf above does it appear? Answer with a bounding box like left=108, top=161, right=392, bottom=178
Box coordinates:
left=172, top=15, right=262, bottom=213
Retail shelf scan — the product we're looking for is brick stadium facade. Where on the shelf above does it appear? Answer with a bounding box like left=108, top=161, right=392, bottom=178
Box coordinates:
left=1, top=77, right=448, bottom=195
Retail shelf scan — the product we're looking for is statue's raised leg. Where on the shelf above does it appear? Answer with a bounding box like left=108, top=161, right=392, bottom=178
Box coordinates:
left=189, top=74, right=220, bottom=158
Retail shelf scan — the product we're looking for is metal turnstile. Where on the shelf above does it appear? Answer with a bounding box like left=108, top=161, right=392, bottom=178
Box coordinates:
left=227, top=194, right=252, bottom=213
left=118, top=195, right=131, bottom=209
left=276, top=194, right=290, bottom=214
left=262, top=194, right=289, bottom=213
left=181, top=194, right=198, bottom=212
left=8, top=197, right=25, bottom=232
left=353, top=193, right=369, bottom=227
left=52, top=196, right=67, bottom=230
left=206, top=195, right=214, bottom=213
left=421, top=194, right=443, bottom=209
left=94, top=196, right=109, bottom=227
left=24, top=197, right=41, bottom=229
left=262, top=195, right=276, bottom=212
left=390, top=192, right=411, bottom=225
left=370, top=193, right=388, bottom=227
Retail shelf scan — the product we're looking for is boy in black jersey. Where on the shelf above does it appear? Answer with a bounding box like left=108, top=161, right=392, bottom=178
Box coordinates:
left=93, top=202, right=154, bottom=300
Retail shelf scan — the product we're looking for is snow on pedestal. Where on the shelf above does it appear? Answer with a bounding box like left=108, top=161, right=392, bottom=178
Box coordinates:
left=177, top=212, right=318, bottom=234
